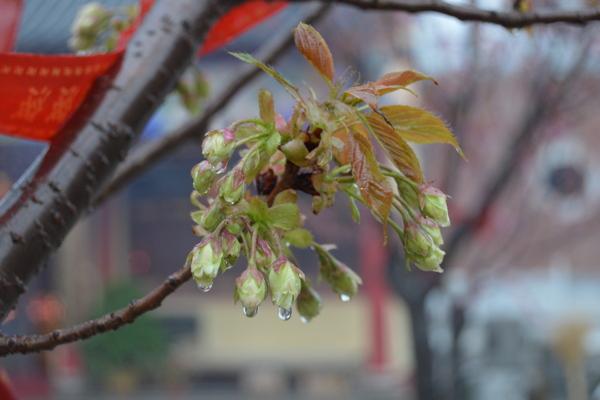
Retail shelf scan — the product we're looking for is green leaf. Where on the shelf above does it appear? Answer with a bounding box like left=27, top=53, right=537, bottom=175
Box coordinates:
left=366, top=113, right=424, bottom=184
left=248, top=197, right=269, bottom=224
left=374, top=70, right=438, bottom=96
left=190, top=210, right=203, bottom=225
left=380, top=105, right=465, bottom=159
left=283, top=228, right=314, bottom=248
left=258, top=89, right=275, bottom=124
left=266, top=203, right=300, bottom=230
left=273, top=189, right=299, bottom=206
left=229, top=52, right=299, bottom=98
left=347, top=128, right=393, bottom=239
left=348, top=196, right=361, bottom=224
left=294, top=23, right=335, bottom=84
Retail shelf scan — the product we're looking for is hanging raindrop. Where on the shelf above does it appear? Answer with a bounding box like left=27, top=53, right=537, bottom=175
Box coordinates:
left=213, top=163, right=226, bottom=174
left=198, top=283, right=213, bottom=292
left=278, top=307, right=292, bottom=321
left=340, top=294, right=351, bottom=302
left=243, top=306, right=259, bottom=318
left=300, top=316, right=309, bottom=324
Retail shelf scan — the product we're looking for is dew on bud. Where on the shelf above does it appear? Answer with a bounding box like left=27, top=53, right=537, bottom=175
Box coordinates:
left=278, top=307, right=292, bottom=321
left=243, top=306, right=259, bottom=318
left=213, top=164, right=226, bottom=174
left=340, top=294, right=351, bottom=302
left=300, top=316, right=309, bottom=323
left=198, top=283, right=213, bottom=292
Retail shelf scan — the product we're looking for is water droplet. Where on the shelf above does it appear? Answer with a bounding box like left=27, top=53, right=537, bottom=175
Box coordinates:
left=198, top=283, right=212, bottom=292
left=213, top=163, right=226, bottom=174
left=340, top=294, right=351, bottom=302
left=300, top=316, right=310, bottom=324
left=278, top=307, right=292, bottom=321
left=243, top=306, right=259, bottom=318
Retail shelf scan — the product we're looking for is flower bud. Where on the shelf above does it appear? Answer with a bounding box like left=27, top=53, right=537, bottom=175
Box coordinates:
left=396, top=178, right=420, bottom=210
left=234, top=268, right=267, bottom=316
left=324, top=262, right=362, bottom=301
left=71, top=3, right=110, bottom=39
left=268, top=257, right=304, bottom=311
left=200, top=200, right=225, bottom=232
left=218, top=168, right=245, bottom=205
left=191, top=160, right=217, bottom=195
left=409, top=246, right=445, bottom=273
left=190, top=237, right=223, bottom=291
left=221, top=230, right=241, bottom=269
left=296, top=282, right=323, bottom=323
left=420, top=186, right=450, bottom=227
left=314, top=245, right=362, bottom=301
left=419, top=216, right=443, bottom=247
left=202, top=128, right=236, bottom=168
left=404, top=221, right=434, bottom=257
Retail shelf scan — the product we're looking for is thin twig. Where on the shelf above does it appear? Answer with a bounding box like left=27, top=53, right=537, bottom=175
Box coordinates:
left=0, top=261, right=192, bottom=356
left=97, top=3, right=332, bottom=205
left=290, top=0, right=600, bottom=28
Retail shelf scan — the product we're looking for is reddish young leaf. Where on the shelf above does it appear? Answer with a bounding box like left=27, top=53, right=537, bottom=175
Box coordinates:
left=347, top=126, right=393, bottom=237
left=293, top=23, right=334, bottom=83
left=366, top=113, right=424, bottom=184
left=380, top=105, right=465, bottom=159
left=374, top=70, right=438, bottom=96
left=344, top=82, right=380, bottom=111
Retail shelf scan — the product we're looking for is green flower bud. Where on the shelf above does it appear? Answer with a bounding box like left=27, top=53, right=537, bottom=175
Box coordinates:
left=200, top=200, right=225, bottom=232
left=314, top=245, right=362, bottom=301
left=404, top=221, right=434, bottom=257
left=218, top=168, right=245, bottom=205
left=324, top=262, right=362, bottom=302
left=234, top=268, right=268, bottom=317
left=202, top=128, right=236, bottom=168
left=71, top=3, right=111, bottom=39
left=420, top=185, right=451, bottom=227
left=190, top=237, right=223, bottom=291
left=191, top=160, right=217, bottom=195
left=419, top=216, right=444, bottom=247
left=268, top=257, right=304, bottom=311
left=409, top=246, right=445, bottom=273
left=396, top=178, right=420, bottom=210
left=296, top=281, right=323, bottom=323
left=221, top=230, right=241, bottom=269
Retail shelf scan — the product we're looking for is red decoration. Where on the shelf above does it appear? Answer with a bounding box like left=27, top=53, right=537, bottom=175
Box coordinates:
left=200, top=1, right=288, bottom=56
left=0, top=51, right=124, bottom=141
left=0, top=0, right=287, bottom=142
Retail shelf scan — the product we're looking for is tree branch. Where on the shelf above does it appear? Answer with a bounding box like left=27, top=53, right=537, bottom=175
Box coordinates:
left=0, top=260, right=192, bottom=356
left=96, top=3, right=332, bottom=205
left=0, top=0, right=244, bottom=322
left=289, top=0, right=600, bottom=28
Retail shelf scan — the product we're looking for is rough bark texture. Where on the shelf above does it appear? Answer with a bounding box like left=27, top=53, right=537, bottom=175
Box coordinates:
left=0, top=0, right=241, bottom=321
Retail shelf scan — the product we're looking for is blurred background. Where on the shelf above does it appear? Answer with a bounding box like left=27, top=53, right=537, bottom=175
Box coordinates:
left=2, top=0, right=600, bottom=399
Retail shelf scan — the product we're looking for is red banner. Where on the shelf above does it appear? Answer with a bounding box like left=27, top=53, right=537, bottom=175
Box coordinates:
left=0, top=0, right=287, bottom=142
left=0, top=51, right=123, bottom=141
